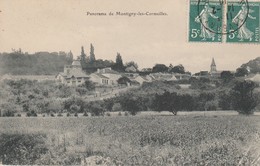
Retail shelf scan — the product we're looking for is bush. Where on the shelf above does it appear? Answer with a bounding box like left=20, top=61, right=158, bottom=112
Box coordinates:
left=112, top=103, right=122, bottom=112
left=124, top=112, right=129, bottom=116
left=57, top=113, right=63, bottom=117
left=66, top=113, right=71, bottom=117
left=50, top=113, right=55, bottom=117
left=16, top=113, right=22, bottom=117
left=0, top=102, right=17, bottom=117
left=204, top=100, right=218, bottom=111
left=63, top=96, right=85, bottom=113
left=26, top=110, right=37, bottom=117
left=74, top=113, right=78, bottom=117
left=83, top=112, right=88, bottom=116
left=118, top=112, right=122, bottom=116
left=119, top=94, right=146, bottom=115
left=0, top=133, right=48, bottom=165
left=106, top=112, right=111, bottom=116
left=231, top=81, right=258, bottom=115
left=2, top=110, right=15, bottom=117
left=88, top=102, right=105, bottom=116
left=218, top=91, right=233, bottom=110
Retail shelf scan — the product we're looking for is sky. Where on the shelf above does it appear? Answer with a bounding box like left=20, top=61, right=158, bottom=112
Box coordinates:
left=0, top=0, right=259, bottom=73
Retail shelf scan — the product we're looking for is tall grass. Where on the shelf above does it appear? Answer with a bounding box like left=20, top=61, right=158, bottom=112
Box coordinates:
left=0, top=115, right=259, bottom=165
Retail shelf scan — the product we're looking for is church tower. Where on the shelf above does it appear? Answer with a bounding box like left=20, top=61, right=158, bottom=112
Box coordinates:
left=210, top=58, right=217, bottom=73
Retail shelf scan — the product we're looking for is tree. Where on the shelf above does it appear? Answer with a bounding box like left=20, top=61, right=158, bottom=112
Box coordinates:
left=219, top=90, right=233, bottom=110
left=152, top=91, right=180, bottom=115
left=118, top=94, right=146, bottom=115
left=231, top=80, right=258, bottom=115
left=125, top=61, right=138, bottom=69
left=220, top=71, right=234, bottom=82
left=235, top=67, right=248, bottom=77
left=152, top=64, right=168, bottom=73
left=80, top=46, right=87, bottom=69
left=117, top=76, right=131, bottom=86
left=89, top=43, right=96, bottom=63
left=112, top=53, right=125, bottom=72
left=80, top=80, right=96, bottom=91
left=169, top=64, right=185, bottom=74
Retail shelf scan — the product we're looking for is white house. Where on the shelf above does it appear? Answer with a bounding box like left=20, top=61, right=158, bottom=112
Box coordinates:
left=125, top=65, right=138, bottom=73
left=56, top=59, right=89, bottom=86
left=90, top=67, right=122, bottom=86
left=248, top=73, right=260, bottom=85
left=134, top=75, right=154, bottom=85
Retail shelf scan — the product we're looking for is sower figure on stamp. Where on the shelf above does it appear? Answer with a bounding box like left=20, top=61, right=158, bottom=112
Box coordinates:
left=195, top=3, right=219, bottom=41
left=232, top=4, right=256, bottom=41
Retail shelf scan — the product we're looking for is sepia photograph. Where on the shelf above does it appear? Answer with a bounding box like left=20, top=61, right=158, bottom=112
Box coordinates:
left=0, top=0, right=260, bottom=165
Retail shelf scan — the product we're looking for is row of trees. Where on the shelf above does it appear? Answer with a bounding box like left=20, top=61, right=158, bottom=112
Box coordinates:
left=0, top=50, right=73, bottom=75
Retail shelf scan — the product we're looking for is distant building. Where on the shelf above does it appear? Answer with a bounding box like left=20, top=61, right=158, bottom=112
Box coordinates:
left=56, top=59, right=89, bottom=86
left=90, top=67, right=122, bottom=86
left=210, top=58, right=217, bottom=73
left=125, top=65, right=138, bottom=73
left=210, top=58, right=221, bottom=78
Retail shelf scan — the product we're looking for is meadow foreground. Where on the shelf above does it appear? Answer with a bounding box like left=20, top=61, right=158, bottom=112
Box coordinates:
left=0, top=113, right=260, bottom=165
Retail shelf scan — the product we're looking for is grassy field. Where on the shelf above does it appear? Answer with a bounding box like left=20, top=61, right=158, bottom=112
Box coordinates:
left=0, top=112, right=260, bottom=165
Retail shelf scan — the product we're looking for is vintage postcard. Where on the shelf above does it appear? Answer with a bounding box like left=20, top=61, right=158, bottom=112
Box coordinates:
left=0, top=0, right=260, bottom=165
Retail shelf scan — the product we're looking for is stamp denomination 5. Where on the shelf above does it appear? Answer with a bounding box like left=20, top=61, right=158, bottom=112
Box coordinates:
left=189, top=0, right=260, bottom=43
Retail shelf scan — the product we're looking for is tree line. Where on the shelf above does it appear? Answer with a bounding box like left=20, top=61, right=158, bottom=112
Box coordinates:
left=0, top=50, right=73, bottom=75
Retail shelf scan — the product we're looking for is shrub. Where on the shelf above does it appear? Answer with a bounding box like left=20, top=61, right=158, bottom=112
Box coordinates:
left=119, top=94, right=145, bottom=115
left=26, top=110, right=37, bottom=117
left=112, top=103, right=122, bottom=112
left=57, top=113, right=63, bottom=117
left=87, top=102, right=105, bottom=116
left=50, top=113, right=55, bottom=117
left=16, top=113, right=21, bottom=117
left=231, top=81, right=258, bottom=115
left=0, top=133, right=48, bottom=165
left=83, top=112, right=88, bottom=116
left=66, top=113, right=70, bottom=117
left=74, top=113, right=78, bottom=117
left=106, top=112, right=111, bottom=116
left=0, top=102, right=17, bottom=117
left=204, top=100, right=218, bottom=111
left=118, top=112, right=122, bottom=116
left=124, top=112, right=129, bottom=116
left=218, top=91, right=233, bottom=110
left=2, top=110, right=15, bottom=117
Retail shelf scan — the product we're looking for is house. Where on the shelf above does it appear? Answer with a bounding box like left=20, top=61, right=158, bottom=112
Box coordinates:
left=56, top=59, right=89, bottom=86
left=125, top=65, right=138, bottom=73
left=134, top=76, right=150, bottom=85
left=90, top=67, right=122, bottom=86
left=134, top=75, right=154, bottom=85
left=248, top=73, right=260, bottom=85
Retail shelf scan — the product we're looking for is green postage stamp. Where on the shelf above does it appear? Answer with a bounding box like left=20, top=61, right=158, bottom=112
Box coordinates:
left=189, top=0, right=260, bottom=43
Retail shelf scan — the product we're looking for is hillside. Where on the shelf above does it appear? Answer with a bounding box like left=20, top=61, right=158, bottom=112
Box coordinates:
left=241, top=57, right=260, bottom=74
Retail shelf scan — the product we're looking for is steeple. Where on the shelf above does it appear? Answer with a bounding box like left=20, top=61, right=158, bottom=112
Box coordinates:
left=210, top=58, right=217, bottom=73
